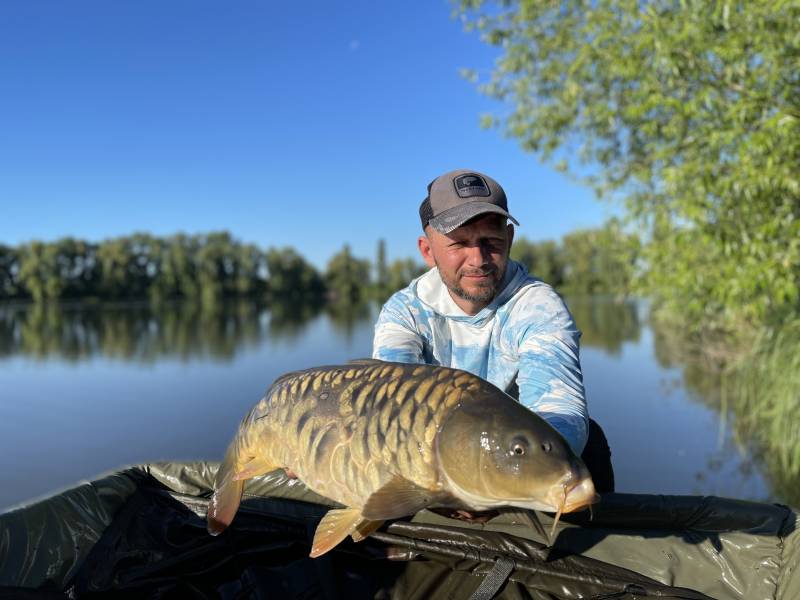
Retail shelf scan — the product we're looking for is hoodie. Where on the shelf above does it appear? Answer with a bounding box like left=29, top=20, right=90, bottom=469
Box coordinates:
left=372, top=260, right=588, bottom=454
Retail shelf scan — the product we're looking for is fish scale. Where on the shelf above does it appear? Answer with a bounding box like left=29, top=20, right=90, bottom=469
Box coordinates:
left=235, top=364, right=465, bottom=507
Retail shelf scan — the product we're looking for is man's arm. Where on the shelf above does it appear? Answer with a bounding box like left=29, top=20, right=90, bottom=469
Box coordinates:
left=515, top=293, right=589, bottom=455
left=372, top=295, right=425, bottom=363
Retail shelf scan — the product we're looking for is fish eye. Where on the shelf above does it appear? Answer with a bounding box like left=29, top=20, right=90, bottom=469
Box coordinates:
left=541, top=441, right=552, bottom=454
left=509, top=437, right=529, bottom=456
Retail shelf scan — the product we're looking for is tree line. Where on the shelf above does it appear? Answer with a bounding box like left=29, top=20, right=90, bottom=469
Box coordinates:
left=0, top=221, right=638, bottom=305
left=0, top=232, right=426, bottom=305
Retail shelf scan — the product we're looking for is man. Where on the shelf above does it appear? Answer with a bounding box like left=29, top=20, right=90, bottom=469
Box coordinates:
left=373, top=168, right=613, bottom=491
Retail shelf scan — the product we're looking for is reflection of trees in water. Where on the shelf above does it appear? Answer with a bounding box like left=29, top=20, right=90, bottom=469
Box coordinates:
left=0, top=299, right=330, bottom=362
left=266, top=298, right=324, bottom=340
left=651, top=317, right=800, bottom=506
left=325, top=300, right=375, bottom=342
left=566, top=296, right=641, bottom=354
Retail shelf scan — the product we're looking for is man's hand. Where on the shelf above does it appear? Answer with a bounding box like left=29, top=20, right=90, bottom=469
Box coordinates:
left=283, top=467, right=298, bottom=479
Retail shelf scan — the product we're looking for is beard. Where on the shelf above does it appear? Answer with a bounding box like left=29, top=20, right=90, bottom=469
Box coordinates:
left=437, top=262, right=503, bottom=305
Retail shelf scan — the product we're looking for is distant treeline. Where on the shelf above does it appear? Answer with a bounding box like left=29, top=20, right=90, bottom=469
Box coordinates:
left=0, top=233, right=425, bottom=304
left=0, top=220, right=639, bottom=304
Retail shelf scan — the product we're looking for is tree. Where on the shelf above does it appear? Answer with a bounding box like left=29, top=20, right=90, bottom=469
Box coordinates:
left=96, top=237, right=137, bottom=299
left=561, top=219, right=640, bottom=297
left=265, top=247, right=325, bottom=302
left=511, top=238, right=564, bottom=287
left=54, top=237, right=98, bottom=298
left=195, top=232, right=235, bottom=304
left=460, top=0, right=799, bottom=330
left=325, top=244, right=371, bottom=304
left=374, top=238, right=389, bottom=299
left=0, top=244, right=20, bottom=299
left=159, top=234, right=200, bottom=300
left=17, top=242, right=63, bottom=302
left=385, top=258, right=427, bottom=297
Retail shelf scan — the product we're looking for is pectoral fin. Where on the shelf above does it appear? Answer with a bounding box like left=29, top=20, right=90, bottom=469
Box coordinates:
left=310, top=508, right=364, bottom=558
left=361, top=474, right=435, bottom=520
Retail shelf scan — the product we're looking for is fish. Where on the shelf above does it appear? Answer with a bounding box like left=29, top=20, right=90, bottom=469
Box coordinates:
left=207, top=359, right=598, bottom=557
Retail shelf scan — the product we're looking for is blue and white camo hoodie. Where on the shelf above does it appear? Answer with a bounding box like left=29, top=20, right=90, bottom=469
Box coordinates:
left=372, top=259, right=588, bottom=454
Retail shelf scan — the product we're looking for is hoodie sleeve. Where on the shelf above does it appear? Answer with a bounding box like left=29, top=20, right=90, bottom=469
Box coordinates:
left=515, top=289, right=589, bottom=455
left=372, top=293, right=425, bottom=364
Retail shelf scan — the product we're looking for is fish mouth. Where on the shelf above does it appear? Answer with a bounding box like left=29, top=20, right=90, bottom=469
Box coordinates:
left=543, top=476, right=599, bottom=542
left=561, top=477, right=599, bottom=512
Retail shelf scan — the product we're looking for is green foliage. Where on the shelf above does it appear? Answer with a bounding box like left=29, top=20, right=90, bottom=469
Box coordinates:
left=512, top=219, right=640, bottom=296
left=0, top=233, right=432, bottom=307
left=371, top=239, right=428, bottom=301
left=18, top=241, right=64, bottom=302
left=512, top=238, right=564, bottom=287
left=385, top=258, right=427, bottom=296
left=325, top=244, right=372, bottom=304
left=562, top=219, right=641, bottom=296
left=2, top=233, right=302, bottom=304
left=0, top=244, right=18, bottom=298
left=459, top=0, right=800, bottom=330
left=265, top=246, right=325, bottom=302
left=375, top=239, right=389, bottom=293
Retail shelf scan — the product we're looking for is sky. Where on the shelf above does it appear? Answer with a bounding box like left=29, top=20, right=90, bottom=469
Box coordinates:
left=0, top=1, right=617, bottom=268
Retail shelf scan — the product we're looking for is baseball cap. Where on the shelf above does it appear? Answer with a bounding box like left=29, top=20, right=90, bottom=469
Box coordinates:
left=419, top=169, right=520, bottom=234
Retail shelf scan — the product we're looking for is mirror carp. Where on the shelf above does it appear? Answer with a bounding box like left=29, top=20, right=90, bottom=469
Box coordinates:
left=207, top=359, right=597, bottom=557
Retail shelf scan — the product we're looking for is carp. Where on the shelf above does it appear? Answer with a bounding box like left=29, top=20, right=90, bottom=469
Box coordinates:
left=207, top=359, right=597, bottom=557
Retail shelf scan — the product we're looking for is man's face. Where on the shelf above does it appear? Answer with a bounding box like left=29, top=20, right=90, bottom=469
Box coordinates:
left=418, top=214, right=514, bottom=314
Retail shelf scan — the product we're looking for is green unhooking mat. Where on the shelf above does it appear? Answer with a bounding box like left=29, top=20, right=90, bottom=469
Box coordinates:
left=1, top=462, right=798, bottom=599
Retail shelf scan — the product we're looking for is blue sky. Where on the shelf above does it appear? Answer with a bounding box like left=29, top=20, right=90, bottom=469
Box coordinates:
left=0, top=1, right=616, bottom=268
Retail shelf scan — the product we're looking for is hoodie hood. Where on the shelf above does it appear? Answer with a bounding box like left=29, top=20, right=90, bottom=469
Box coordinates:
left=413, top=260, right=530, bottom=326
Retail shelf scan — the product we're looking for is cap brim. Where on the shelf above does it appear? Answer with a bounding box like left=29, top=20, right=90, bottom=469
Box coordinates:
left=428, top=202, right=519, bottom=234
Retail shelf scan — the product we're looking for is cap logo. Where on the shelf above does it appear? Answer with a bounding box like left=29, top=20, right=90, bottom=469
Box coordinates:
left=454, top=174, right=491, bottom=198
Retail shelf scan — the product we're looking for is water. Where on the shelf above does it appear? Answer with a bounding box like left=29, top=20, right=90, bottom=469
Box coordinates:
left=0, top=298, right=782, bottom=510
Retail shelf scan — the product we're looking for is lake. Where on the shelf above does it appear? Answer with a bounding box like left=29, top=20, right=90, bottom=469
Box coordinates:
left=0, top=297, right=789, bottom=510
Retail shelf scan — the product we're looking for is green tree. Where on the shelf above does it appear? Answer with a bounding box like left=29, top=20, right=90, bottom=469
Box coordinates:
left=54, top=237, right=98, bottom=298
left=460, top=0, right=800, bottom=330
left=234, top=243, right=265, bottom=297
left=96, top=237, right=136, bottom=299
left=0, top=244, right=20, bottom=299
left=195, top=232, right=235, bottom=304
left=560, top=220, right=640, bottom=297
left=325, top=244, right=371, bottom=303
left=17, top=242, right=63, bottom=302
left=385, top=258, right=427, bottom=297
left=511, top=238, right=564, bottom=287
left=159, top=234, right=200, bottom=300
left=374, top=238, right=390, bottom=299
left=265, top=247, right=325, bottom=302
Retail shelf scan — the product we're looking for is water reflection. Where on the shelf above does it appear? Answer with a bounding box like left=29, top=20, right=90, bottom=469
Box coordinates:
left=650, top=317, right=800, bottom=506
left=567, top=296, right=641, bottom=353
left=0, top=298, right=375, bottom=363
left=0, top=297, right=633, bottom=362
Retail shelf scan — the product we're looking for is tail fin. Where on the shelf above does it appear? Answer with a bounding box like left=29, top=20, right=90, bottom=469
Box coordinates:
left=207, top=444, right=244, bottom=536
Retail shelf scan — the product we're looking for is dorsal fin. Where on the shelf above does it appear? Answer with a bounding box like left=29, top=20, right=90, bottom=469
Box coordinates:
left=347, top=358, right=385, bottom=366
